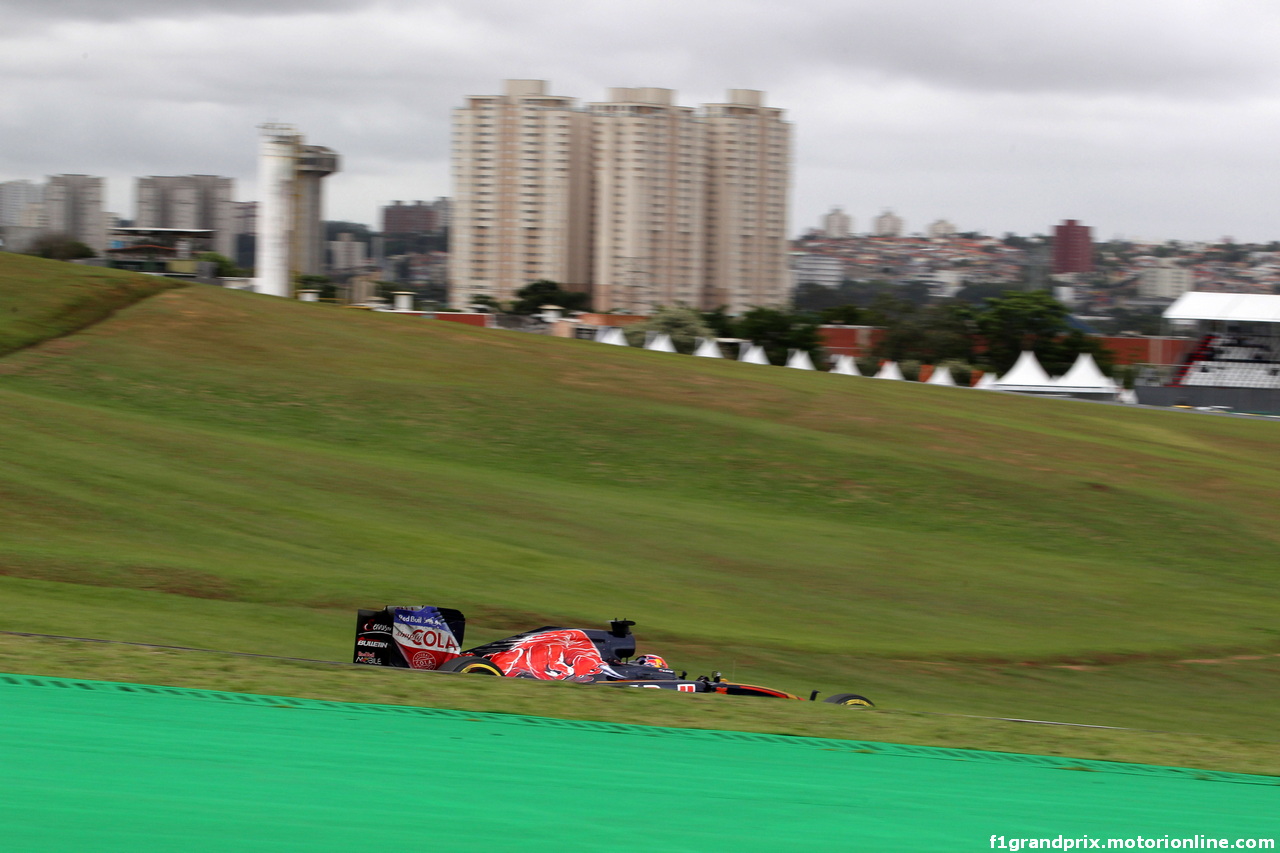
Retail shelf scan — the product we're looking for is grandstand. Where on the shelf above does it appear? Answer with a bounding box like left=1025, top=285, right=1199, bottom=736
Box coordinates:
left=1135, top=292, right=1280, bottom=412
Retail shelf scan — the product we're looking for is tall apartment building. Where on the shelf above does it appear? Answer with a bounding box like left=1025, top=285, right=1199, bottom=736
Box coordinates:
left=450, top=80, right=791, bottom=313
left=450, top=80, right=593, bottom=308
left=45, top=175, right=107, bottom=254
left=872, top=209, right=904, bottom=237
left=927, top=219, right=957, bottom=239
left=703, top=90, right=790, bottom=312
left=820, top=207, right=852, bottom=239
left=135, top=175, right=235, bottom=257
left=1052, top=219, right=1093, bottom=274
left=1138, top=259, right=1193, bottom=299
left=589, top=87, right=706, bottom=311
left=0, top=180, right=44, bottom=227
left=382, top=198, right=450, bottom=235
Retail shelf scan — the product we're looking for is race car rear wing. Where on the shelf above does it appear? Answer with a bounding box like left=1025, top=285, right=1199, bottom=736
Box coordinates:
left=353, top=605, right=466, bottom=670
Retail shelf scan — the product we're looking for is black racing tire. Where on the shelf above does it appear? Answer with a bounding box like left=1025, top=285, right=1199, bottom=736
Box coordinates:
left=439, top=656, right=504, bottom=676
left=823, top=693, right=874, bottom=708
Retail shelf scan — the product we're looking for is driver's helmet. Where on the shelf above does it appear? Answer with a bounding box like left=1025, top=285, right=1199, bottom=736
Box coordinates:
left=634, top=654, right=668, bottom=669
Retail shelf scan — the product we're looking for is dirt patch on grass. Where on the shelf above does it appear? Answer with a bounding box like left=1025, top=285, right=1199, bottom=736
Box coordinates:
left=0, top=556, right=243, bottom=601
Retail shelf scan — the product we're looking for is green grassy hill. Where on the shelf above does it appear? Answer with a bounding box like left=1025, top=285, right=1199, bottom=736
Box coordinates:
left=1, top=254, right=1278, bottom=770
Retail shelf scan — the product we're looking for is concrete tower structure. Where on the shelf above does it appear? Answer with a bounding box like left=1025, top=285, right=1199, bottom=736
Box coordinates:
left=589, top=87, right=706, bottom=312
left=45, top=175, right=106, bottom=254
left=449, top=79, right=592, bottom=309
left=293, top=144, right=339, bottom=275
left=135, top=175, right=235, bottom=257
left=253, top=124, right=340, bottom=297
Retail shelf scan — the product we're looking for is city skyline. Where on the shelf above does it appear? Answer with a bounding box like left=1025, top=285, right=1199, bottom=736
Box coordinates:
left=5, top=2, right=1280, bottom=243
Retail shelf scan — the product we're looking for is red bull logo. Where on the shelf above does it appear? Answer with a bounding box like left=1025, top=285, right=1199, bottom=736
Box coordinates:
left=489, top=630, right=608, bottom=682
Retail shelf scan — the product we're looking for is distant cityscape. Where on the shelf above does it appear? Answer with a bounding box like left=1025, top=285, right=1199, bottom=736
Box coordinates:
left=2, top=77, right=1277, bottom=324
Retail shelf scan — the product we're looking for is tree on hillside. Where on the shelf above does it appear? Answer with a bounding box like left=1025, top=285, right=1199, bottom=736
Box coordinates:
left=510, top=279, right=590, bottom=314
left=818, top=304, right=864, bottom=325
left=733, top=307, right=822, bottom=366
left=196, top=252, right=247, bottom=278
left=621, top=305, right=713, bottom=353
left=972, top=290, right=1071, bottom=373
left=29, top=233, right=95, bottom=261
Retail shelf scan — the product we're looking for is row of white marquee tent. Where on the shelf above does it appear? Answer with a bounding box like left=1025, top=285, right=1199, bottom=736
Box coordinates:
left=593, top=327, right=1132, bottom=401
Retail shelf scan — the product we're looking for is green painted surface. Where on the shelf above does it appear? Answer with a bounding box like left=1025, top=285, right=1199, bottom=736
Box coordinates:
left=0, top=676, right=1275, bottom=851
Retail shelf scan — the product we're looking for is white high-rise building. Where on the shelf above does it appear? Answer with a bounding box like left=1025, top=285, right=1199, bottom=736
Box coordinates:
left=820, top=207, right=852, bottom=238
left=872, top=209, right=904, bottom=237
left=1138, top=259, right=1194, bottom=299
left=449, top=81, right=792, bottom=313
left=45, top=175, right=106, bottom=254
left=0, top=180, right=44, bottom=227
left=329, top=232, right=368, bottom=271
left=135, top=175, right=235, bottom=257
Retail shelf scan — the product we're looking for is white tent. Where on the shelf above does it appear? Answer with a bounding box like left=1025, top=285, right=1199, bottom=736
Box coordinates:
left=974, top=372, right=999, bottom=389
left=993, top=351, right=1055, bottom=390
left=693, top=337, right=723, bottom=358
left=1054, top=353, right=1116, bottom=395
left=830, top=355, right=861, bottom=376
left=786, top=349, right=815, bottom=370
left=598, top=327, right=628, bottom=346
left=1117, top=388, right=1138, bottom=404
left=925, top=365, right=956, bottom=386
left=740, top=343, right=770, bottom=365
left=874, top=360, right=905, bottom=381
left=644, top=332, right=677, bottom=353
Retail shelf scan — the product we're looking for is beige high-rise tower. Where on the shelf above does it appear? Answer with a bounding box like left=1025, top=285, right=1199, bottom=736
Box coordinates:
left=450, top=81, right=791, bottom=313
left=702, top=90, right=792, bottom=313
left=589, top=88, right=706, bottom=312
left=449, top=80, right=592, bottom=309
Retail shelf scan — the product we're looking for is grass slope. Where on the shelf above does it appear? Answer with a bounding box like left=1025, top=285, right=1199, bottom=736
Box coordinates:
left=0, top=252, right=181, bottom=356
left=1, top=255, right=1278, bottom=769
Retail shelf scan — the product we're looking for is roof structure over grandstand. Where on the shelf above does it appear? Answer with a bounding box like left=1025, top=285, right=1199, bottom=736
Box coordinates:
left=1164, top=292, right=1280, bottom=323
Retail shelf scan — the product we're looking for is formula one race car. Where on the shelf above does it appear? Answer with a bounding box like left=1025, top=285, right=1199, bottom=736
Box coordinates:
left=352, top=604, right=873, bottom=707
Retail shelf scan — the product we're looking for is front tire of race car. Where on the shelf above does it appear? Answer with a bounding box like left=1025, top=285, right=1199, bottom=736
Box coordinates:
left=823, top=693, right=874, bottom=708
left=439, top=656, right=505, bottom=676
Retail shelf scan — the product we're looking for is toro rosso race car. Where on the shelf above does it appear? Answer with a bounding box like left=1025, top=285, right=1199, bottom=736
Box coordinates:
left=353, top=604, right=873, bottom=707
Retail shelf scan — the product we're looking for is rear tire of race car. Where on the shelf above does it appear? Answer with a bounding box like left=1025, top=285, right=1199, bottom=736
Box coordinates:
left=439, top=656, right=504, bottom=676
left=823, top=693, right=874, bottom=708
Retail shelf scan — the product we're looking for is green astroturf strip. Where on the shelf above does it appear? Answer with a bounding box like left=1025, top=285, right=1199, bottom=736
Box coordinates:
left=0, top=676, right=1276, bottom=852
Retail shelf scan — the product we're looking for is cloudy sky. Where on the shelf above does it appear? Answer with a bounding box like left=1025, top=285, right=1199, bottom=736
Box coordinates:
left=4, top=0, right=1280, bottom=242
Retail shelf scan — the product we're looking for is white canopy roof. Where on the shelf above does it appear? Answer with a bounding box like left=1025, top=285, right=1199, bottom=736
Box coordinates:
left=598, top=327, right=628, bottom=346
left=1164, top=292, right=1280, bottom=323
left=786, top=349, right=815, bottom=370
left=693, top=337, right=722, bottom=358
left=994, top=351, right=1054, bottom=388
left=874, top=360, right=904, bottom=380
left=925, top=366, right=956, bottom=386
left=740, top=343, right=770, bottom=365
left=644, top=332, right=676, bottom=353
left=974, top=372, right=998, bottom=389
left=830, top=355, right=861, bottom=376
left=1055, top=352, right=1115, bottom=391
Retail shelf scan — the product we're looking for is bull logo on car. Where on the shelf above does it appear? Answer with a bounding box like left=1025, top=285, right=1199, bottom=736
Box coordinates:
left=489, top=629, right=613, bottom=683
